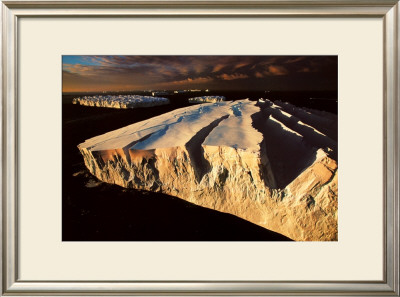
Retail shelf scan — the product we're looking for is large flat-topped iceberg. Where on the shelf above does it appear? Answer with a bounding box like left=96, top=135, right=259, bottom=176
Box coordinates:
left=78, top=99, right=338, bottom=241
left=188, top=96, right=226, bottom=103
left=72, top=95, right=170, bottom=109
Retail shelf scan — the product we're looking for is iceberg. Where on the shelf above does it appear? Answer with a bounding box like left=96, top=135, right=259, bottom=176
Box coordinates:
left=72, top=95, right=170, bottom=109
left=78, top=99, right=338, bottom=241
left=188, top=96, right=226, bottom=103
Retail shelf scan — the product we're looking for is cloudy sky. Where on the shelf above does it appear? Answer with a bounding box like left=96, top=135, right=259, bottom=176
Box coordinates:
left=62, top=55, right=337, bottom=93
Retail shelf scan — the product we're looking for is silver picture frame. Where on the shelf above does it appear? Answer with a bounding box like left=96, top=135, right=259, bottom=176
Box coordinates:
left=1, top=0, right=399, bottom=295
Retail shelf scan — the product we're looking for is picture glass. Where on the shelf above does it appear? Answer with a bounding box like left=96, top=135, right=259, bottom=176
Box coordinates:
left=62, top=55, right=338, bottom=242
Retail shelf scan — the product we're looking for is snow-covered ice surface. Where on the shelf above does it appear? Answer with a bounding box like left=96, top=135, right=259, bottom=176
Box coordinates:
left=72, top=95, right=170, bottom=109
left=203, top=101, right=262, bottom=151
left=78, top=99, right=338, bottom=241
left=188, top=96, right=226, bottom=103
left=80, top=102, right=229, bottom=151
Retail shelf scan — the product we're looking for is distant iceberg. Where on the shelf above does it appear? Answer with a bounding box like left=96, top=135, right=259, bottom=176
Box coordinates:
left=72, top=95, right=170, bottom=109
left=188, top=96, right=226, bottom=103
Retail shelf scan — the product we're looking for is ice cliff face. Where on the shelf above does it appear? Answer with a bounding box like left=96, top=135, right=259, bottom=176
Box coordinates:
left=78, top=99, right=338, bottom=241
left=72, top=95, right=170, bottom=109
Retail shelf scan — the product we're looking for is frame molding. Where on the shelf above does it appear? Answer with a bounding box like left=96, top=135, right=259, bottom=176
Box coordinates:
left=1, top=0, right=399, bottom=295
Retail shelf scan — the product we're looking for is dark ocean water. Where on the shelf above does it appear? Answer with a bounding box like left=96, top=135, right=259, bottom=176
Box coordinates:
left=62, top=90, right=337, bottom=241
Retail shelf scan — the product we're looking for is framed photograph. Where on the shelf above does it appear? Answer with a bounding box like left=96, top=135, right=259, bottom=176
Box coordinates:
left=1, top=0, right=399, bottom=296
left=62, top=54, right=338, bottom=243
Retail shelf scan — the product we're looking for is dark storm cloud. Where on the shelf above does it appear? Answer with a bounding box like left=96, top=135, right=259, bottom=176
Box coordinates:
left=62, top=55, right=337, bottom=92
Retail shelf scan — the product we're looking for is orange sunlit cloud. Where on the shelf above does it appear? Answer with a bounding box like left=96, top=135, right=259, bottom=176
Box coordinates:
left=233, top=62, right=250, bottom=70
left=183, top=77, right=213, bottom=84
left=267, top=65, right=289, bottom=76
left=219, top=73, right=249, bottom=80
left=212, top=64, right=226, bottom=73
